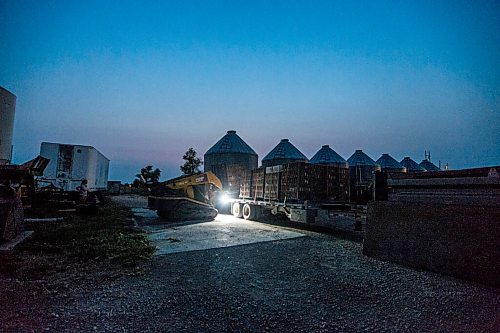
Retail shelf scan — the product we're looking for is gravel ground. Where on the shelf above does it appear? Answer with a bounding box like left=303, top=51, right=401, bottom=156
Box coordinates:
left=1, top=195, right=499, bottom=332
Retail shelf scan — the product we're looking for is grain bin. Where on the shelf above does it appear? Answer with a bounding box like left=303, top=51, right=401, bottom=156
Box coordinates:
left=0, top=87, right=16, bottom=165
left=204, top=130, right=258, bottom=194
left=419, top=159, right=440, bottom=171
left=376, top=153, right=407, bottom=173
left=262, top=139, right=308, bottom=167
left=310, top=145, right=348, bottom=168
left=400, top=157, right=425, bottom=172
left=310, top=145, right=349, bottom=201
left=347, top=150, right=381, bottom=204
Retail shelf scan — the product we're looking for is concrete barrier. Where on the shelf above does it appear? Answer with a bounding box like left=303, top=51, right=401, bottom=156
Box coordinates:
left=363, top=201, right=500, bottom=286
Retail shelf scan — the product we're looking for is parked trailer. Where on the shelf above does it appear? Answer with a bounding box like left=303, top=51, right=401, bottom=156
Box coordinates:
left=230, top=197, right=360, bottom=224
left=39, top=142, right=109, bottom=191
left=229, top=162, right=364, bottom=225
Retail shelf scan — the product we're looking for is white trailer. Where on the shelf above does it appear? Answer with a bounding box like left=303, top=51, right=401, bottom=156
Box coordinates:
left=39, top=142, right=109, bottom=191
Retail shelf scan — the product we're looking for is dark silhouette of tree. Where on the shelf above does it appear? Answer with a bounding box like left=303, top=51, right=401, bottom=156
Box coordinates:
left=180, top=148, right=202, bottom=175
left=135, top=165, right=161, bottom=187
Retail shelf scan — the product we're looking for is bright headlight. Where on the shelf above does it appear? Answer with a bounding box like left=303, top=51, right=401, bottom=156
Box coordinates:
left=219, top=193, right=232, bottom=204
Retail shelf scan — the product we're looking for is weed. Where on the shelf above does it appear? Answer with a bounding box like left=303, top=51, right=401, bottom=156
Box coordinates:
left=2, top=203, right=155, bottom=276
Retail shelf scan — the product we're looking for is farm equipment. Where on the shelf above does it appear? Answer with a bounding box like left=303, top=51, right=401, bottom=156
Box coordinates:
left=148, top=172, right=222, bottom=222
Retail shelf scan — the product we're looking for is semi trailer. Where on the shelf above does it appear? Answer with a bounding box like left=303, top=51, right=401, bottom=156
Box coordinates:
left=39, top=142, right=109, bottom=191
left=227, top=161, right=365, bottom=224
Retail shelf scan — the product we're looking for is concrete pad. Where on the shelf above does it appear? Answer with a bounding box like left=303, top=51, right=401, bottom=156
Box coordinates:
left=111, top=195, right=148, bottom=208
left=132, top=208, right=157, bottom=219
left=146, top=214, right=306, bottom=255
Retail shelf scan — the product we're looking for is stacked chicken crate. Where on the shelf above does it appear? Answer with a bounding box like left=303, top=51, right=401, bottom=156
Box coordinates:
left=324, top=165, right=349, bottom=202
left=239, top=167, right=265, bottom=199
left=281, top=162, right=325, bottom=202
left=252, top=168, right=265, bottom=199
left=264, top=165, right=282, bottom=200
left=239, top=169, right=252, bottom=198
left=239, top=162, right=349, bottom=203
left=225, top=164, right=248, bottom=194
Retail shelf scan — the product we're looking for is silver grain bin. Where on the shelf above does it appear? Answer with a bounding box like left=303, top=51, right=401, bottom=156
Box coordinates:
left=204, top=130, right=258, bottom=194
left=262, top=139, right=308, bottom=167
left=347, top=149, right=381, bottom=204
left=0, top=87, right=16, bottom=165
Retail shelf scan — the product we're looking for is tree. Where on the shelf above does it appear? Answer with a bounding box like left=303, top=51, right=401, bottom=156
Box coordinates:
left=135, top=165, right=161, bottom=188
left=180, top=148, right=202, bottom=175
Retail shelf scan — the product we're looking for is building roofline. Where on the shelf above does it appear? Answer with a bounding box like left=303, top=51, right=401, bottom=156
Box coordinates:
left=41, top=142, right=110, bottom=161
left=0, top=86, right=16, bottom=97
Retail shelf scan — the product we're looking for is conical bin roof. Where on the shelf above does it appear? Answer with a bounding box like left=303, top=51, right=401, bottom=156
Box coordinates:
left=376, top=153, right=406, bottom=172
left=347, top=150, right=378, bottom=166
left=310, top=145, right=348, bottom=168
left=400, top=157, right=425, bottom=172
left=205, top=130, right=257, bottom=155
left=419, top=159, right=440, bottom=171
left=262, top=139, right=308, bottom=163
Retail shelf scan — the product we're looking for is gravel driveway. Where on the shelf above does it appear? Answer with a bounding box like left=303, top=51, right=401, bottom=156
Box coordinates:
left=2, top=195, right=499, bottom=332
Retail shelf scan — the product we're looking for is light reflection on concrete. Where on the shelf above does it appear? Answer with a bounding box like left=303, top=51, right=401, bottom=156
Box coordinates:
left=132, top=208, right=158, bottom=219
left=143, top=214, right=306, bottom=255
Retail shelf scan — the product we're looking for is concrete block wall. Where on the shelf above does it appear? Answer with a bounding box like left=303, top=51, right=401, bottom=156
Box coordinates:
left=363, top=201, right=500, bottom=286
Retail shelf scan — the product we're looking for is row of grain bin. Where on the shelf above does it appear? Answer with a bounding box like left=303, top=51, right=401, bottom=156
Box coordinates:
left=204, top=130, right=440, bottom=204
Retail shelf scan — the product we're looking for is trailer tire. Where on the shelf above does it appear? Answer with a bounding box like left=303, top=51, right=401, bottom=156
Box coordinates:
left=232, top=202, right=243, bottom=218
left=253, top=206, right=262, bottom=220
left=242, top=203, right=256, bottom=220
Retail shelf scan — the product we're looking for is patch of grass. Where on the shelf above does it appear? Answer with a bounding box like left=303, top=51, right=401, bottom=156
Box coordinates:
left=18, top=203, right=155, bottom=266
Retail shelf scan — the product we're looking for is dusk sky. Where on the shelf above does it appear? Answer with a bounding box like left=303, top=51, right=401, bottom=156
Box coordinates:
left=1, top=0, right=499, bottom=182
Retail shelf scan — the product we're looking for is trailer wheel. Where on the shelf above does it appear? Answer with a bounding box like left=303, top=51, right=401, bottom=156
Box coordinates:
left=232, top=202, right=243, bottom=218
left=253, top=206, right=262, bottom=220
left=242, top=203, right=256, bottom=220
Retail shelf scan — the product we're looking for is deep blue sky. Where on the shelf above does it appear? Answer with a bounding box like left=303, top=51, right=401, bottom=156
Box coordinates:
left=1, top=0, right=499, bottom=182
